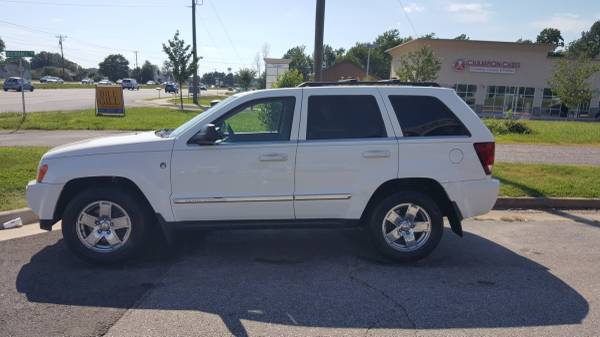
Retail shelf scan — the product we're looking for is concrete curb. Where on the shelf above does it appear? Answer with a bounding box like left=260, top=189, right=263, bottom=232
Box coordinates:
left=494, top=197, right=600, bottom=210
left=0, top=208, right=39, bottom=228
left=1, top=196, right=599, bottom=229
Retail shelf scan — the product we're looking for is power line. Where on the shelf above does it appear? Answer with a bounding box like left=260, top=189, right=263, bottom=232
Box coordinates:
left=0, top=0, right=169, bottom=7
left=395, top=0, right=418, bottom=37
left=206, top=0, right=244, bottom=64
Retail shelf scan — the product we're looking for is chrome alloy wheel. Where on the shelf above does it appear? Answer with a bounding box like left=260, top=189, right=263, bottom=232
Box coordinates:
left=381, top=203, right=432, bottom=252
left=75, top=200, right=132, bottom=253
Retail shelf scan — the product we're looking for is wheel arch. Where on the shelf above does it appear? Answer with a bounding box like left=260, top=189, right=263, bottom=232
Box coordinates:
left=53, top=176, right=155, bottom=223
left=360, top=178, right=463, bottom=236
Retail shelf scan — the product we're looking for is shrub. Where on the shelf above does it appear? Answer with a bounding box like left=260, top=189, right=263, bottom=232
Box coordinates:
left=485, top=119, right=533, bottom=135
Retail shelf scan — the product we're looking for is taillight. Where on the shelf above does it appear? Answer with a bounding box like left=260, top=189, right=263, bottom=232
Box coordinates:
left=37, top=164, right=48, bottom=182
left=473, top=142, right=495, bottom=175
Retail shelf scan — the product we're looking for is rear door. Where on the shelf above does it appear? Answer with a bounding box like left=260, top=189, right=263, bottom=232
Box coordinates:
left=294, top=87, right=398, bottom=219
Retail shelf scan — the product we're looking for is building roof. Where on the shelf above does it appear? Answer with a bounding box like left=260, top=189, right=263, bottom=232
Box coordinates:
left=264, top=58, right=292, bottom=64
left=385, top=38, right=556, bottom=54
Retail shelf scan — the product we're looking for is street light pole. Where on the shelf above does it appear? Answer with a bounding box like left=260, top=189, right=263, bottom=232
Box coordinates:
left=365, top=43, right=378, bottom=80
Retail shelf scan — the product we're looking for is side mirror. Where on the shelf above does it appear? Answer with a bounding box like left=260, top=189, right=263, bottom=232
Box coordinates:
left=189, top=124, right=221, bottom=145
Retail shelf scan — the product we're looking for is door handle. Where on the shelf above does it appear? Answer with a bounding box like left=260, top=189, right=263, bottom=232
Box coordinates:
left=259, top=153, right=288, bottom=161
left=362, top=150, right=391, bottom=158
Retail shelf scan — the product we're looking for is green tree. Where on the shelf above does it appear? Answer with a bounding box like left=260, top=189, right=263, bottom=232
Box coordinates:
left=236, top=68, right=256, bottom=90
left=394, top=45, right=442, bottom=82
left=140, top=60, right=158, bottom=83
left=98, top=54, right=130, bottom=82
left=283, top=45, right=313, bottom=80
left=162, top=30, right=196, bottom=110
left=454, top=34, right=469, bottom=40
left=516, top=38, right=533, bottom=44
left=536, top=28, right=564, bottom=48
left=343, top=29, right=407, bottom=79
left=272, top=68, right=304, bottom=88
left=549, top=57, right=600, bottom=114
left=568, top=20, right=600, bottom=58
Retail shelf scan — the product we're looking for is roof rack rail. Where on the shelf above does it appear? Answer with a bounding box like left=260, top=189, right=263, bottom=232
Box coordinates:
left=297, top=79, right=440, bottom=87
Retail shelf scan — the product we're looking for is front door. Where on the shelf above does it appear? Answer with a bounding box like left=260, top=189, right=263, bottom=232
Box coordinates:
left=170, top=91, right=301, bottom=221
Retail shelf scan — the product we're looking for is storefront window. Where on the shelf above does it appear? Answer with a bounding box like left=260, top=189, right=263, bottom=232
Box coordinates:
left=484, top=86, right=535, bottom=114
left=541, top=88, right=563, bottom=116
left=453, top=84, right=477, bottom=109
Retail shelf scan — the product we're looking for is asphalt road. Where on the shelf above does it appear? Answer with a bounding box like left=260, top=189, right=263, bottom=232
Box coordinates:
left=0, top=210, right=599, bottom=337
left=0, top=88, right=225, bottom=113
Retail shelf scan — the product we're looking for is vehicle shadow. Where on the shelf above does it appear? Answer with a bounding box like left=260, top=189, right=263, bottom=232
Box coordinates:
left=16, top=227, right=588, bottom=336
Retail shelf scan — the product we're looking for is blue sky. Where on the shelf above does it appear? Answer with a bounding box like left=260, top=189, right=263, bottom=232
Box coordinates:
left=1, top=0, right=598, bottom=74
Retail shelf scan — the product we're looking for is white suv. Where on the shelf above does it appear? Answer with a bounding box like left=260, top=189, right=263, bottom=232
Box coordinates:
left=26, top=82, right=499, bottom=263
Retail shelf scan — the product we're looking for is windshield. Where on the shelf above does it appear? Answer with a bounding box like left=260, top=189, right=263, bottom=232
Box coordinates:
left=167, top=94, right=240, bottom=138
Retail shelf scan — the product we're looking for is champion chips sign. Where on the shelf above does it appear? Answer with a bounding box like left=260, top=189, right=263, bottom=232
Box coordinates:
left=454, top=58, right=520, bottom=74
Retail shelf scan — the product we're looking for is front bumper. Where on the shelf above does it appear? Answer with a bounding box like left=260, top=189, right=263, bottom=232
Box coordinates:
left=26, top=180, right=63, bottom=223
left=442, top=179, right=500, bottom=219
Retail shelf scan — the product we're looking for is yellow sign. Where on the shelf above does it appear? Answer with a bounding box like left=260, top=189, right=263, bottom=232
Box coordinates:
left=95, top=85, right=125, bottom=116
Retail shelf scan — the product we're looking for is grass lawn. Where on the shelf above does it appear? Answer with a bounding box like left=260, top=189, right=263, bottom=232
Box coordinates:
left=484, top=119, right=600, bottom=145
left=493, top=162, right=600, bottom=198
left=0, top=147, right=48, bottom=212
left=0, top=107, right=202, bottom=131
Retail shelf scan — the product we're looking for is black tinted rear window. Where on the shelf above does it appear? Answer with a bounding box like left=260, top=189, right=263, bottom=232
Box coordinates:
left=389, top=95, right=470, bottom=137
left=307, top=95, right=386, bottom=140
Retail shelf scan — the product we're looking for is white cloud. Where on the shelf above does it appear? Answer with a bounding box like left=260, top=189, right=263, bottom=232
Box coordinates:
left=445, top=2, right=491, bottom=23
left=403, top=3, right=425, bottom=13
left=531, top=13, right=589, bottom=33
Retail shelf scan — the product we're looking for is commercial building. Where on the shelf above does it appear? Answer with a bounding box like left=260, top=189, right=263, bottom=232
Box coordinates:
left=387, top=39, right=600, bottom=118
left=322, top=60, right=379, bottom=82
left=264, top=58, right=291, bottom=89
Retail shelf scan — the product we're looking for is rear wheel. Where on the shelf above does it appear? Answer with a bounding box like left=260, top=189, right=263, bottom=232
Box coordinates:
left=62, top=187, right=150, bottom=264
left=368, top=192, right=443, bottom=262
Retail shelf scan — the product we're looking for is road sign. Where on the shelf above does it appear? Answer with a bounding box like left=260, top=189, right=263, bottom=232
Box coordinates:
left=5, top=50, right=35, bottom=58
left=95, top=86, right=125, bottom=116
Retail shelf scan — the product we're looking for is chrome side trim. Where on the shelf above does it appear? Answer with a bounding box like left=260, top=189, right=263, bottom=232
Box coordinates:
left=173, top=194, right=352, bottom=204
left=174, top=195, right=293, bottom=204
left=294, top=194, right=352, bottom=201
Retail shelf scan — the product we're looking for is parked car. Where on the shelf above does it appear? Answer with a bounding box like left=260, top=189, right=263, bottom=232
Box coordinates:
left=81, top=78, right=94, bottom=85
left=26, top=81, right=499, bottom=264
left=40, top=76, right=64, bottom=84
left=121, top=78, right=139, bottom=90
left=146, top=80, right=156, bottom=85
left=165, top=82, right=178, bottom=93
left=97, top=79, right=113, bottom=85
left=3, top=77, right=34, bottom=92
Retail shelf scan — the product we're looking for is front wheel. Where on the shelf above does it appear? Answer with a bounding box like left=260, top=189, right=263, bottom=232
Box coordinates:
left=62, top=187, right=150, bottom=264
left=368, top=192, right=443, bottom=262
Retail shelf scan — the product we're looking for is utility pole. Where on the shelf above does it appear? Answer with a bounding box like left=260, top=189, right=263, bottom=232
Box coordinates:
left=191, top=0, right=201, bottom=104
left=56, top=34, right=67, bottom=78
left=313, top=0, right=325, bottom=81
left=134, top=50, right=139, bottom=69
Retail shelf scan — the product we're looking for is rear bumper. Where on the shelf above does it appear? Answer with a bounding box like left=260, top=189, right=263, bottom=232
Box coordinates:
left=26, top=180, right=63, bottom=221
left=442, top=179, right=499, bottom=219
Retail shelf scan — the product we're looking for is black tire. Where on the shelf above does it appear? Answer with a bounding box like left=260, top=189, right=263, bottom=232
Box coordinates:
left=368, top=191, right=443, bottom=262
left=29, top=87, right=34, bottom=92
left=3, top=88, right=7, bottom=92
left=62, top=186, right=151, bottom=264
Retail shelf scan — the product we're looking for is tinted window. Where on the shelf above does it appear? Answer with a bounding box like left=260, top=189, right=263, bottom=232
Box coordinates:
left=389, top=95, right=470, bottom=137
left=213, top=96, right=295, bottom=143
left=307, top=95, right=386, bottom=140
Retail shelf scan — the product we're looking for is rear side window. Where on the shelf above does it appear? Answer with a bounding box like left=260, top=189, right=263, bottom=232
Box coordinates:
left=389, top=95, right=470, bottom=137
left=307, top=95, right=387, bottom=140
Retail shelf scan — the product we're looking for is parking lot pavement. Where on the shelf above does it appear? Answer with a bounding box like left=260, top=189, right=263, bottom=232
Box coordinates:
left=0, top=129, right=129, bottom=147
left=0, top=211, right=599, bottom=337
